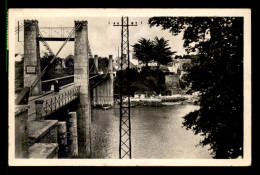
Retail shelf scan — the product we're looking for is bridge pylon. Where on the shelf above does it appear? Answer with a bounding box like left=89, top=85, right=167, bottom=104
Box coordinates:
left=23, top=20, right=42, bottom=95
left=74, top=20, right=91, bottom=158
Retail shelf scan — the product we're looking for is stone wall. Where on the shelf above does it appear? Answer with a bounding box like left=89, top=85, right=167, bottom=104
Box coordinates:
left=15, top=105, right=30, bottom=158
left=165, top=74, right=181, bottom=95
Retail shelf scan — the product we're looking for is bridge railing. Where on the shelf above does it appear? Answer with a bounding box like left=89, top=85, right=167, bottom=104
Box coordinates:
left=41, top=86, right=80, bottom=117
left=41, top=75, right=74, bottom=92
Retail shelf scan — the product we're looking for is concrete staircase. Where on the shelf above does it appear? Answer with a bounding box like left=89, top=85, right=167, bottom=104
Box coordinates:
left=29, top=143, right=58, bottom=159
left=25, top=86, right=78, bottom=159
left=27, top=113, right=59, bottom=159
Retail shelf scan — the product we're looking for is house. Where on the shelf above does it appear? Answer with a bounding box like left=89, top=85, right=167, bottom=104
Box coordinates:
left=167, top=58, right=191, bottom=75
left=167, top=60, right=179, bottom=74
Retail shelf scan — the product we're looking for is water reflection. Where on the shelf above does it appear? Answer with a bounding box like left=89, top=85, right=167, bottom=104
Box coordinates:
left=91, top=105, right=212, bottom=159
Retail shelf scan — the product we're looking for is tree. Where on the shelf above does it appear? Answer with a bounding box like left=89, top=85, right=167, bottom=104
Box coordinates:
left=153, top=36, right=175, bottom=69
left=64, top=54, right=74, bottom=75
left=149, top=17, right=243, bottom=158
left=175, top=55, right=183, bottom=59
left=40, top=54, right=64, bottom=80
left=132, top=37, right=175, bottom=68
left=114, top=68, right=145, bottom=96
left=98, top=57, right=109, bottom=73
left=15, top=57, right=24, bottom=94
left=114, top=68, right=167, bottom=97
left=132, top=38, right=154, bottom=67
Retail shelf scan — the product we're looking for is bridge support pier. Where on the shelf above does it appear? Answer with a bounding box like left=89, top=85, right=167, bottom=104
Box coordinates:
left=74, top=20, right=91, bottom=158
left=58, top=122, right=67, bottom=158
left=23, top=20, right=42, bottom=95
left=67, top=112, right=78, bottom=158
left=93, top=55, right=114, bottom=107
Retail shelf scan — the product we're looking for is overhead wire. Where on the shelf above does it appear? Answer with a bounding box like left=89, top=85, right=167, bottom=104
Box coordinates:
left=15, top=23, right=24, bottom=33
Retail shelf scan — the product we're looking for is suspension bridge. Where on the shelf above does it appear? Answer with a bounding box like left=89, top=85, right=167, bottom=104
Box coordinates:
left=15, top=20, right=115, bottom=159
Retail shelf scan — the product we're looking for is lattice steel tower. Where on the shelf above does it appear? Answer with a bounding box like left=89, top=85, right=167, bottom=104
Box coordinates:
left=113, top=17, right=137, bottom=159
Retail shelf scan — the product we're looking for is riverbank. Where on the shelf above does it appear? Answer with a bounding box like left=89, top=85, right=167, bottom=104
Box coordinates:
left=123, top=93, right=200, bottom=107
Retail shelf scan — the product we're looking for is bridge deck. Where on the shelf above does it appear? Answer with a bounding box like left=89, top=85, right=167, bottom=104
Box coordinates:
left=26, top=71, right=110, bottom=119
left=27, top=84, right=79, bottom=146
left=28, top=83, right=78, bottom=119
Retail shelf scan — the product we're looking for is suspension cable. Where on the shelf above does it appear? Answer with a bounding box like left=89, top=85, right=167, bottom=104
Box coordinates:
left=15, top=22, right=31, bottom=34
left=29, top=23, right=82, bottom=94
left=89, top=64, right=94, bottom=72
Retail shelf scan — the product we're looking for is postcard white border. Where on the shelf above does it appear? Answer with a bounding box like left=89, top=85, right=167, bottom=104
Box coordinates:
left=8, top=8, right=251, bottom=166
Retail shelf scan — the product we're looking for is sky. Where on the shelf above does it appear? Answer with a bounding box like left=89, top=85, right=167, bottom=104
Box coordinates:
left=15, top=17, right=187, bottom=63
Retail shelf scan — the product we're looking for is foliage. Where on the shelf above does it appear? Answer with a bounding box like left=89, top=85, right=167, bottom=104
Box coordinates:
left=179, top=77, right=188, bottom=90
left=179, top=62, right=192, bottom=90
left=15, top=58, right=24, bottom=94
left=149, top=17, right=243, bottom=158
left=132, top=38, right=154, bottom=67
left=40, top=54, right=74, bottom=81
left=175, top=54, right=199, bottom=59
left=153, top=36, right=176, bottom=67
left=15, top=53, right=111, bottom=93
left=64, top=55, right=74, bottom=75
left=132, top=37, right=175, bottom=67
left=98, top=57, right=109, bottom=73
left=114, top=67, right=166, bottom=96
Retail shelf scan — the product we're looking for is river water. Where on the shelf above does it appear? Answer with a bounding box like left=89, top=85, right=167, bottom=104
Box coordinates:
left=90, top=104, right=212, bottom=159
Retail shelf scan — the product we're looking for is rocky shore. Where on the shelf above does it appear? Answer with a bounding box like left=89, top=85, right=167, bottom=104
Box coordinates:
left=129, top=98, right=163, bottom=107
left=126, top=92, right=200, bottom=107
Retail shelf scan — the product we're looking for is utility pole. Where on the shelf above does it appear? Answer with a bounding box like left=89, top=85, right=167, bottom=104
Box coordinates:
left=112, top=17, right=138, bottom=159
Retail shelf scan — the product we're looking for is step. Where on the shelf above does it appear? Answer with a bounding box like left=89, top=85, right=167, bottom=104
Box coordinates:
left=28, top=119, right=58, bottom=146
left=29, top=143, right=59, bottom=159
